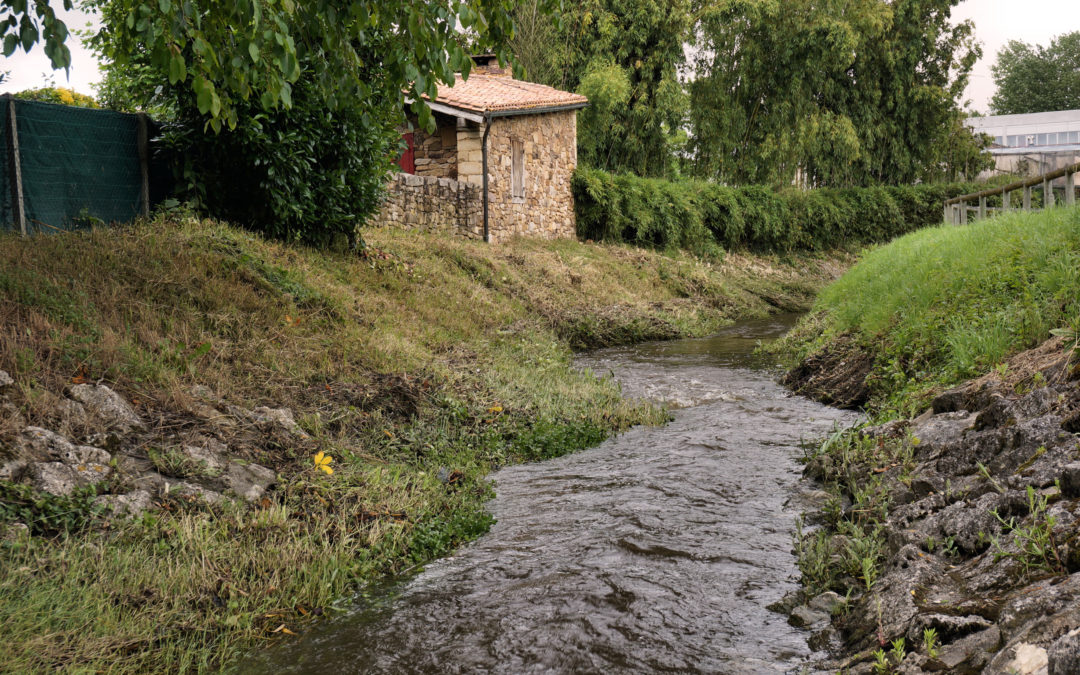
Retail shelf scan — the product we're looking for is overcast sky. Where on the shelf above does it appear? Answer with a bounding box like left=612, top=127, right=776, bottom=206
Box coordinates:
left=2, top=1, right=1079, bottom=113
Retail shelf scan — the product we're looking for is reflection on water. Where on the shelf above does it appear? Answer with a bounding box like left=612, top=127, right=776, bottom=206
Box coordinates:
left=245, top=314, right=856, bottom=674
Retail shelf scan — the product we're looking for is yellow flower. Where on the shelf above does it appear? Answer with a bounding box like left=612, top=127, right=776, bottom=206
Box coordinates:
left=313, top=451, right=333, bottom=475
left=488, top=404, right=503, bottom=414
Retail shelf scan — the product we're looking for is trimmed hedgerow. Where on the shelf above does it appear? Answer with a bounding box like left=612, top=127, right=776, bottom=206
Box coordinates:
left=572, top=167, right=984, bottom=253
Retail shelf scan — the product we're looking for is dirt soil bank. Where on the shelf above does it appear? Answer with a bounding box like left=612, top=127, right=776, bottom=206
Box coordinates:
left=783, top=338, right=1080, bottom=673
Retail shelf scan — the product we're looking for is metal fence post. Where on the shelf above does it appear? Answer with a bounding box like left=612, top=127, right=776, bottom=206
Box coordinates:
left=137, top=113, right=150, bottom=218
left=4, top=94, right=27, bottom=236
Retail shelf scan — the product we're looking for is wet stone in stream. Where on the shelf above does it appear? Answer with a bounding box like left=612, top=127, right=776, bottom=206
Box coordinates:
left=246, top=315, right=858, bottom=674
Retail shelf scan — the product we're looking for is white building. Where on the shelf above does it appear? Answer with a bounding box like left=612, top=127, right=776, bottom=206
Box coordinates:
left=966, top=109, right=1080, bottom=179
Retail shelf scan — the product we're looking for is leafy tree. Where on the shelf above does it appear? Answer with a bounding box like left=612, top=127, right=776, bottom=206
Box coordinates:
left=510, top=0, right=690, bottom=177
left=990, top=32, right=1080, bottom=114
left=687, top=0, right=984, bottom=187
left=61, top=0, right=545, bottom=244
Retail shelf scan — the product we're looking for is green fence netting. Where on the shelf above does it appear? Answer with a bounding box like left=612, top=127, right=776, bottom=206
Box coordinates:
left=2, top=98, right=168, bottom=234
left=1, top=97, right=11, bottom=229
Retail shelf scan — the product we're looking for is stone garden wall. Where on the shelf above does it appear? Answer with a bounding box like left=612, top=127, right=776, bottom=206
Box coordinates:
left=375, top=172, right=483, bottom=239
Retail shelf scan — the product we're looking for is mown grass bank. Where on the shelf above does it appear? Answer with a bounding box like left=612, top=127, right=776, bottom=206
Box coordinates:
left=776, top=205, right=1080, bottom=416
left=0, top=217, right=849, bottom=673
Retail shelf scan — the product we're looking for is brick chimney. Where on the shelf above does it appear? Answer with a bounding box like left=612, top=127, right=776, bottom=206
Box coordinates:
left=470, top=54, right=512, bottom=78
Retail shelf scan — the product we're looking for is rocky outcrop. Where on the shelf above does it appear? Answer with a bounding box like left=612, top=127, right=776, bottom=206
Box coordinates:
left=788, top=338, right=1080, bottom=673
left=0, top=378, right=291, bottom=526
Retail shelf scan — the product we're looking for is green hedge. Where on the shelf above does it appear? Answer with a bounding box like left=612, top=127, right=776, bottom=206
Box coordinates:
left=572, top=168, right=984, bottom=253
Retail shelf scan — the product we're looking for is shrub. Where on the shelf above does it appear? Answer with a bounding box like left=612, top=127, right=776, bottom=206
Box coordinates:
left=160, top=68, right=400, bottom=247
left=14, top=87, right=99, bottom=108
left=573, top=167, right=982, bottom=252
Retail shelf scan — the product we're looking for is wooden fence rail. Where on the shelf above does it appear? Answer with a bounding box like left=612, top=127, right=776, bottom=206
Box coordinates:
left=943, top=160, right=1080, bottom=225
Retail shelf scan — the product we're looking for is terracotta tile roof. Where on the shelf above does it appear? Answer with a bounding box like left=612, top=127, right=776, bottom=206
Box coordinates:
left=426, top=74, right=588, bottom=115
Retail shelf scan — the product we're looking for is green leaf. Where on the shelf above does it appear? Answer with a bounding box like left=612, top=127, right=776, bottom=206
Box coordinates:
left=2, top=34, right=17, bottom=57
left=158, top=0, right=171, bottom=12
left=279, top=82, right=292, bottom=108
left=19, top=20, right=38, bottom=52
left=194, top=77, right=213, bottom=115
left=248, top=41, right=260, bottom=63
left=168, top=53, right=186, bottom=83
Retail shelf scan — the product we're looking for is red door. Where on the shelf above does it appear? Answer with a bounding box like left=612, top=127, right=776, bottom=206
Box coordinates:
left=397, top=132, right=415, bottom=174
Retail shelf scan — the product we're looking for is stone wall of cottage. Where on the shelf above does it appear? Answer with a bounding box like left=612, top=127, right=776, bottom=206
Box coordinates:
left=410, top=114, right=459, bottom=179
left=382, top=110, right=578, bottom=243
left=375, top=173, right=482, bottom=239
left=455, top=111, right=578, bottom=243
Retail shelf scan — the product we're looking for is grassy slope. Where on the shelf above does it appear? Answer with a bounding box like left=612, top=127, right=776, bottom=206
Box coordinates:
left=0, top=217, right=846, bottom=673
left=777, top=205, right=1080, bottom=416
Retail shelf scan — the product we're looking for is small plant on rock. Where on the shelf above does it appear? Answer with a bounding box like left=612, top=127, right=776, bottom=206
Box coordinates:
left=923, top=627, right=940, bottom=658
left=147, top=447, right=218, bottom=479
left=989, top=484, right=1065, bottom=578
left=872, top=649, right=892, bottom=674
left=890, top=637, right=906, bottom=664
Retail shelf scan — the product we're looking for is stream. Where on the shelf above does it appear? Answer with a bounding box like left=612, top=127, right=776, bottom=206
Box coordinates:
left=248, top=314, right=857, bottom=674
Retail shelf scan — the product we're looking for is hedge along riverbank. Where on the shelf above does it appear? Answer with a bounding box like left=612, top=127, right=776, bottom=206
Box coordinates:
left=572, top=167, right=986, bottom=254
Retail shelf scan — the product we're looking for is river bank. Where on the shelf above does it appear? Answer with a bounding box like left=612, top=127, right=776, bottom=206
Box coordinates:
left=0, top=217, right=849, bottom=673
left=777, top=207, right=1080, bottom=673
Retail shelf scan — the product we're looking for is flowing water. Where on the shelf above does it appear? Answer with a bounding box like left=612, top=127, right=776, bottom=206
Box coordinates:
left=248, top=314, right=857, bottom=674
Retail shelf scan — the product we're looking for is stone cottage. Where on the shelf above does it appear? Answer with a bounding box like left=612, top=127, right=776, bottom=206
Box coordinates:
left=377, top=56, right=588, bottom=243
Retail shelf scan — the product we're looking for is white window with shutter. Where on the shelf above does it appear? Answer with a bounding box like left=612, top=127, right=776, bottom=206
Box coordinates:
left=511, top=138, right=525, bottom=201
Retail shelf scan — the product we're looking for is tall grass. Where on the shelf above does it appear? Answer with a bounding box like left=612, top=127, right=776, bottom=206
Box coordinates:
left=787, top=206, right=1080, bottom=411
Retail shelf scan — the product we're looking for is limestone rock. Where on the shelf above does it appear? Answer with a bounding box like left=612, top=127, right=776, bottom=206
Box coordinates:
left=788, top=605, right=829, bottom=628
left=1048, top=627, right=1080, bottom=675
left=0, top=459, right=25, bottom=480
left=1060, top=462, right=1080, bottom=498
left=251, top=406, right=308, bottom=438
left=224, top=461, right=276, bottom=501
left=1006, top=643, right=1049, bottom=675
left=95, top=489, right=153, bottom=517
left=164, top=480, right=223, bottom=505
left=27, top=462, right=85, bottom=496
left=808, top=591, right=843, bottom=614
left=55, top=398, right=88, bottom=429
left=926, top=625, right=1001, bottom=671
left=0, top=369, right=13, bottom=389
left=180, top=436, right=230, bottom=471
left=68, top=384, right=145, bottom=433
left=16, top=426, right=77, bottom=460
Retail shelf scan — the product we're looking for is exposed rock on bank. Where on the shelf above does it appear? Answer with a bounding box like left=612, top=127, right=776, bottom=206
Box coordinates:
left=787, top=338, right=1080, bottom=673
left=0, top=374, right=302, bottom=525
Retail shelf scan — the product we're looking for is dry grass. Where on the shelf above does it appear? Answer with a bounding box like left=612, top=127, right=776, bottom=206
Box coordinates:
left=0, top=217, right=848, bottom=672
